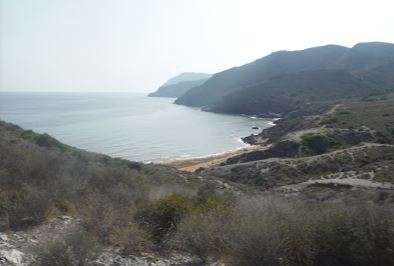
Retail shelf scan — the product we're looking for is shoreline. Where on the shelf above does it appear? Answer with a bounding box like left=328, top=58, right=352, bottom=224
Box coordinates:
left=161, top=144, right=269, bottom=172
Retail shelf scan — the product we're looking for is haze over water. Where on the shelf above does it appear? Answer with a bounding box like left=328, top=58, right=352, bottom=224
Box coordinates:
left=0, top=92, right=272, bottom=161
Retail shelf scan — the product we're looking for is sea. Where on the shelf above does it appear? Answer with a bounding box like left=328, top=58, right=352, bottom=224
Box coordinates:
left=0, top=92, right=273, bottom=162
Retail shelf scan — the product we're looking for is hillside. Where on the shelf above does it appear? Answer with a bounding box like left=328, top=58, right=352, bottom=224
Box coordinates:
left=200, top=94, right=394, bottom=189
left=208, top=69, right=374, bottom=115
left=148, top=78, right=208, bottom=98
left=175, top=42, right=394, bottom=112
left=1, top=119, right=393, bottom=265
left=0, top=121, right=239, bottom=265
left=201, top=143, right=394, bottom=189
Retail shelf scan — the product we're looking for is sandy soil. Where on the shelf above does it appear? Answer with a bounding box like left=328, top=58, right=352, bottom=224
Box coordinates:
left=161, top=144, right=269, bottom=172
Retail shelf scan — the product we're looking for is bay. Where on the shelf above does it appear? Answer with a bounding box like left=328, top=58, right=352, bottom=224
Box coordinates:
left=0, top=92, right=272, bottom=162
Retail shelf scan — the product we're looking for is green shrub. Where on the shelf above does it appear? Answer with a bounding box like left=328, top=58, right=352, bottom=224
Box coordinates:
left=195, top=186, right=236, bottom=212
left=301, top=133, right=331, bottom=154
left=319, top=117, right=337, bottom=125
left=135, top=193, right=195, bottom=243
left=22, top=130, right=67, bottom=150
left=114, top=158, right=142, bottom=171
left=57, top=199, right=74, bottom=213
left=127, top=161, right=142, bottom=171
left=50, top=199, right=77, bottom=217
left=21, top=129, right=40, bottom=139
left=142, top=165, right=158, bottom=175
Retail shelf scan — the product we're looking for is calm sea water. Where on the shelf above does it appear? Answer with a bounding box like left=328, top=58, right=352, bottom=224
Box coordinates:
left=0, top=92, right=272, bottom=162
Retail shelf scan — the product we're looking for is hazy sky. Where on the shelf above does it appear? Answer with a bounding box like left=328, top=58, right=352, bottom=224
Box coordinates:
left=1, top=0, right=393, bottom=92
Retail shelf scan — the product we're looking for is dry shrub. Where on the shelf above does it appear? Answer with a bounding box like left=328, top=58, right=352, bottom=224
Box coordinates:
left=174, top=196, right=394, bottom=266
left=312, top=204, right=394, bottom=266
left=135, top=193, right=195, bottom=244
left=173, top=209, right=233, bottom=262
left=33, top=228, right=99, bottom=266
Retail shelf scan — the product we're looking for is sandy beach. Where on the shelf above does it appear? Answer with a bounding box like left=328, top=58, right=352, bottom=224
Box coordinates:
left=162, top=144, right=269, bottom=172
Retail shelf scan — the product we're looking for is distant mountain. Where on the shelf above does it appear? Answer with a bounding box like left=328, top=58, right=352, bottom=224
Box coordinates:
left=175, top=42, right=394, bottom=112
left=162, top=72, right=212, bottom=86
left=149, top=72, right=212, bottom=97
left=148, top=78, right=209, bottom=98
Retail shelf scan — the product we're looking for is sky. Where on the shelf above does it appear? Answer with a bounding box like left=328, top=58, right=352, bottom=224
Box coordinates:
left=1, top=0, right=394, bottom=92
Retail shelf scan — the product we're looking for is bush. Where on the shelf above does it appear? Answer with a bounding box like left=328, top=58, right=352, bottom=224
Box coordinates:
left=336, top=109, right=351, bottom=115
left=319, top=117, right=337, bottom=125
left=107, top=221, right=151, bottom=253
left=134, top=189, right=236, bottom=245
left=5, top=186, right=52, bottom=230
left=174, top=209, right=233, bottom=261
left=313, top=205, right=394, bottom=266
left=47, top=199, right=78, bottom=219
left=301, top=133, right=331, bottom=154
left=22, top=130, right=67, bottom=150
left=113, top=158, right=142, bottom=171
left=34, top=240, right=73, bottom=266
left=173, top=197, right=394, bottom=266
left=34, top=228, right=99, bottom=266
left=135, top=193, right=195, bottom=243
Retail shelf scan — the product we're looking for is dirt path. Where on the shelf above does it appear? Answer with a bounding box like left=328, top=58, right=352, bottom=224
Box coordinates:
left=277, top=178, right=394, bottom=192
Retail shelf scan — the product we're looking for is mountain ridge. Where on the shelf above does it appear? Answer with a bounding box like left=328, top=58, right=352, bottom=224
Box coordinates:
left=175, top=42, right=394, bottom=113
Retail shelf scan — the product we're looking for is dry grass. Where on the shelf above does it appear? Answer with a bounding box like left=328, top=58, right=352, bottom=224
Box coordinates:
left=174, top=196, right=394, bottom=266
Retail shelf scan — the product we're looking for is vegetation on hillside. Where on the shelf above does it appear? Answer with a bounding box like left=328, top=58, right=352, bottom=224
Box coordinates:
left=174, top=198, right=394, bottom=266
left=176, top=42, right=394, bottom=116
left=300, top=133, right=345, bottom=155
left=1, top=121, right=393, bottom=265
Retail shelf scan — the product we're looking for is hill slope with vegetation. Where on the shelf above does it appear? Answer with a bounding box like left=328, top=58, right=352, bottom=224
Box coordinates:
left=175, top=42, right=394, bottom=116
left=1, top=120, right=393, bottom=265
left=209, top=69, right=374, bottom=115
